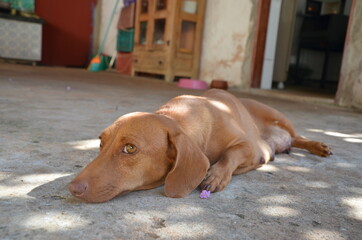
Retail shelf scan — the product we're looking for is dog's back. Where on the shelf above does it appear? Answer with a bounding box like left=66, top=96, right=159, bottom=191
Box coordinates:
left=156, top=89, right=262, bottom=164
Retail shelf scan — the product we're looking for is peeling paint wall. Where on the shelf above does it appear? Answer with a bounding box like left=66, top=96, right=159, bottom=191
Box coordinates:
left=97, top=0, right=258, bottom=87
left=200, top=0, right=257, bottom=87
left=336, top=0, right=362, bottom=109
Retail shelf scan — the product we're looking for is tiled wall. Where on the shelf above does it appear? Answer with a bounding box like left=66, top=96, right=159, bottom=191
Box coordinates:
left=0, top=18, right=42, bottom=61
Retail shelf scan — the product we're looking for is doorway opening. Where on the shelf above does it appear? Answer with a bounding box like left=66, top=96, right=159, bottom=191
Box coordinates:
left=259, top=0, right=352, bottom=100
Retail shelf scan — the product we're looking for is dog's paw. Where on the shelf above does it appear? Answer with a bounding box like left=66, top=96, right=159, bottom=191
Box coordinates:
left=200, top=165, right=232, bottom=193
left=310, top=141, right=332, bottom=157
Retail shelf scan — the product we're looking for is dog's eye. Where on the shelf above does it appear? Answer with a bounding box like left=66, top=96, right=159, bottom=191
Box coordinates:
left=122, top=144, right=137, bottom=154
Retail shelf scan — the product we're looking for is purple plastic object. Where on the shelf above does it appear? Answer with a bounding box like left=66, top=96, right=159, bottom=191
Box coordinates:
left=200, top=190, right=211, bottom=199
left=123, top=0, right=136, bottom=7
left=177, top=79, right=208, bottom=90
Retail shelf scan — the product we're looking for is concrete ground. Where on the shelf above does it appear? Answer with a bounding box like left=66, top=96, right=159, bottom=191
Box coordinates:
left=0, top=63, right=361, bottom=240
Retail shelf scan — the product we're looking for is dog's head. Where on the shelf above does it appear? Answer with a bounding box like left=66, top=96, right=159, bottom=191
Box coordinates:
left=68, top=112, right=209, bottom=203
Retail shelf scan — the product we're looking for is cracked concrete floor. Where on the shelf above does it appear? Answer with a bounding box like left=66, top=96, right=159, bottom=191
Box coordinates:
left=0, top=63, right=361, bottom=240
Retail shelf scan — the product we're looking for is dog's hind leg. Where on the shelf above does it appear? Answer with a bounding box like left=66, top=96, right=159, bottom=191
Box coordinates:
left=262, top=126, right=332, bottom=157
left=262, top=126, right=293, bottom=160
left=272, top=114, right=332, bottom=157
left=291, top=136, right=332, bottom=157
left=253, top=107, right=331, bottom=158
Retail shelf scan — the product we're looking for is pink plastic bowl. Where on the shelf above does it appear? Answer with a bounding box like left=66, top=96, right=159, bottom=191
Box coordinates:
left=177, top=79, right=209, bottom=90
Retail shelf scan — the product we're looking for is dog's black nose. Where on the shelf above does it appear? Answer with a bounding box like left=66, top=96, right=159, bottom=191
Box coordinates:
left=69, top=181, right=88, bottom=197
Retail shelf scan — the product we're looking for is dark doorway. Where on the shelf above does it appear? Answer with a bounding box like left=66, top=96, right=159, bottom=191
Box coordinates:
left=282, top=0, right=351, bottom=96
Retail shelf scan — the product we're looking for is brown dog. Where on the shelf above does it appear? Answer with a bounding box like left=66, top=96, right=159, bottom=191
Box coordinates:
left=69, top=89, right=331, bottom=202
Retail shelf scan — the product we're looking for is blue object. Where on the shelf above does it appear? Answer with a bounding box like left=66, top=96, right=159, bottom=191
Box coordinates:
left=123, top=0, right=136, bottom=7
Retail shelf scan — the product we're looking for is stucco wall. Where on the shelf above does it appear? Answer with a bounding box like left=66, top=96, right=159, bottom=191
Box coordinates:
left=200, top=0, right=257, bottom=87
left=336, top=0, right=362, bottom=109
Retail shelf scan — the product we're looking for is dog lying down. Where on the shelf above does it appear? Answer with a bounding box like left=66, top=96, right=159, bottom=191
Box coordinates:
left=69, top=89, right=332, bottom=203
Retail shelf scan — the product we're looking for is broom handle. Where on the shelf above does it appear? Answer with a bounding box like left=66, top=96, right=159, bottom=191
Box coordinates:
left=98, top=0, right=120, bottom=55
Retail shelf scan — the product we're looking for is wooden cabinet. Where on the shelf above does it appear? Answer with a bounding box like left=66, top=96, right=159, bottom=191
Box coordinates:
left=133, top=0, right=206, bottom=81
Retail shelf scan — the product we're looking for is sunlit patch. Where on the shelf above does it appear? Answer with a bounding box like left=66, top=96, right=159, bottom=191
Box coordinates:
left=285, top=166, right=311, bottom=173
left=0, top=185, right=38, bottom=199
left=260, top=206, right=299, bottom=217
left=178, top=95, right=197, bottom=99
left=0, top=173, right=71, bottom=199
left=258, top=195, right=300, bottom=204
left=341, top=197, right=362, bottom=221
left=166, top=205, right=204, bottom=216
left=304, top=229, right=345, bottom=240
left=351, top=133, right=362, bottom=137
left=344, top=138, right=362, bottom=143
left=257, top=164, right=279, bottom=172
left=21, top=173, right=72, bottom=184
left=165, top=222, right=214, bottom=238
left=210, top=100, right=231, bottom=112
left=307, top=129, right=362, bottom=143
left=307, top=128, right=324, bottom=133
left=334, top=162, right=356, bottom=168
left=304, top=181, right=330, bottom=189
left=68, top=139, right=100, bottom=150
left=124, top=210, right=214, bottom=238
left=22, top=211, right=91, bottom=232
left=291, top=152, right=306, bottom=158
left=259, top=142, right=272, bottom=161
left=324, top=131, right=360, bottom=138
left=0, top=172, right=12, bottom=181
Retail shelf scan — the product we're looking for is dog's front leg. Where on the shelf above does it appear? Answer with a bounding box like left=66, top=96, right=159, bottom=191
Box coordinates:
left=200, top=143, right=258, bottom=193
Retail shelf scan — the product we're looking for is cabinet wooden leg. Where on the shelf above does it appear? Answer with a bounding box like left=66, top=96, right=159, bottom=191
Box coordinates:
left=164, top=73, right=174, bottom=82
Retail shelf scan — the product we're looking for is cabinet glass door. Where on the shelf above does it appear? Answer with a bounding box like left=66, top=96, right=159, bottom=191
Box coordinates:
left=179, top=21, right=196, bottom=52
left=139, top=21, right=148, bottom=45
left=183, top=0, right=198, bottom=14
left=155, top=0, right=167, bottom=11
left=153, top=18, right=166, bottom=45
left=141, top=0, right=149, bottom=13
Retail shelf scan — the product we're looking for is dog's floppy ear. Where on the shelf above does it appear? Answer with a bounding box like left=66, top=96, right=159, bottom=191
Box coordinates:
left=164, top=130, right=210, bottom=198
